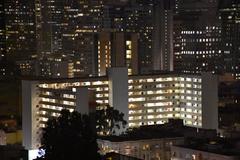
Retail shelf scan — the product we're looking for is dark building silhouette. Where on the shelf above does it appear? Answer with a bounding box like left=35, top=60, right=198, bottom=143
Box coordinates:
left=0, top=1, right=5, bottom=59
left=173, top=0, right=222, bottom=74
left=4, top=0, right=36, bottom=60
left=219, top=0, right=240, bottom=79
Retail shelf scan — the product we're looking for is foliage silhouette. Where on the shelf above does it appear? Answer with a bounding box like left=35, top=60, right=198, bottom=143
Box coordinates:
left=35, top=109, right=101, bottom=160
left=95, top=107, right=127, bottom=136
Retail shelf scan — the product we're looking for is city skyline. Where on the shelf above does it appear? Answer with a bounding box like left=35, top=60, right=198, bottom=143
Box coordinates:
left=1, top=0, right=240, bottom=160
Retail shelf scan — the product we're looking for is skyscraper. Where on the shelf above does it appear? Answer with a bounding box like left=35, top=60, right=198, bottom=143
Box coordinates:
left=4, top=0, right=36, bottom=60
left=0, top=1, right=5, bottom=59
left=124, top=0, right=154, bottom=73
left=152, top=0, right=175, bottom=71
left=123, top=0, right=175, bottom=73
left=97, top=32, right=139, bottom=76
left=2, top=0, right=177, bottom=78
left=92, top=0, right=175, bottom=75
left=219, top=0, right=240, bottom=79
left=35, top=0, right=65, bottom=56
left=35, top=0, right=104, bottom=77
left=101, top=2, right=126, bottom=32
left=173, top=0, right=222, bottom=74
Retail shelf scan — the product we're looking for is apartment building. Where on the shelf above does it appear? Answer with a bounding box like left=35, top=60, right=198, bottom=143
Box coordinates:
left=22, top=68, right=218, bottom=150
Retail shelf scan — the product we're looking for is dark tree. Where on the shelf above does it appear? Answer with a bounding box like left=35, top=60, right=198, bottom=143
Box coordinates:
left=95, top=107, right=127, bottom=136
left=36, top=110, right=101, bottom=160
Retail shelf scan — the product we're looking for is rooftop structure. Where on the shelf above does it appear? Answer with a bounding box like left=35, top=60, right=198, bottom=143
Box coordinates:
left=98, top=120, right=217, bottom=160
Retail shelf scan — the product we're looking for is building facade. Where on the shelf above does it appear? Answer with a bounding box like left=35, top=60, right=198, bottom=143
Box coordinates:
left=98, top=137, right=184, bottom=160
left=22, top=68, right=218, bottom=150
left=124, top=0, right=175, bottom=73
left=0, top=1, right=5, bottom=59
left=1, top=0, right=178, bottom=77
left=97, top=32, right=139, bottom=76
left=4, top=0, right=36, bottom=60
left=99, top=0, right=175, bottom=73
left=171, top=145, right=240, bottom=160
left=219, top=0, right=240, bottom=79
left=173, top=0, right=222, bottom=74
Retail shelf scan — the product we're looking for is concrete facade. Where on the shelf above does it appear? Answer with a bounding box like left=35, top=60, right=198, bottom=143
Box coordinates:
left=22, top=69, right=218, bottom=150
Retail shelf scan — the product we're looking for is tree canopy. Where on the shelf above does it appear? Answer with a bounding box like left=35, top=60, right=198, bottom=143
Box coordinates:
left=95, top=107, right=127, bottom=136
left=36, top=110, right=101, bottom=160
left=35, top=107, right=127, bottom=159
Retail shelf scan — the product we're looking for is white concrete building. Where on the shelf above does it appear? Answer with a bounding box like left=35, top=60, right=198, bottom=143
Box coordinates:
left=98, top=137, right=184, bottom=160
left=22, top=68, right=218, bottom=150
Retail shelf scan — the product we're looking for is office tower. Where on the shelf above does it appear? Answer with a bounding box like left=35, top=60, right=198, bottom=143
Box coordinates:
left=12, top=0, right=177, bottom=77
left=35, top=0, right=65, bottom=56
left=0, top=1, right=5, bottom=59
left=22, top=69, right=218, bottom=150
left=17, top=58, right=75, bottom=78
left=16, top=60, right=38, bottom=76
left=152, top=0, right=174, bottom=71
left=173, top=0, right=222, bottom=74
left=97, top=32, right=111, bottom=76
left=97, top=32, right=139, bottom=76
left=35, top=0, right=104, bottom=77
left=219, top=0, right=240, bottom=79
left=124, top=0, right=154, bottom=73
left=0, top=2, right=19, bottom=79
left=64, top=32, right=97, bottom=77
left=123, top=0, right=175, bottom=73
left=4, top=0, right=36, bottom=60
left=35, top=0, right=67, bottom=75
left=101, top=3, right=126, bottom=32
left=99, top=0, right=175, bottom=73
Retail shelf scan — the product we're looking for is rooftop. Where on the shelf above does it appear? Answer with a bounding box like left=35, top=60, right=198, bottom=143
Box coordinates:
left=175, top=137, right=240, bottom=156
left=99, top=119, right=216, bottom=142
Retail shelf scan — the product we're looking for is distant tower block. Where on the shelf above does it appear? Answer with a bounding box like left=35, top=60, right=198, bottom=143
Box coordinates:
left=97, top=32, right=139, bottom=76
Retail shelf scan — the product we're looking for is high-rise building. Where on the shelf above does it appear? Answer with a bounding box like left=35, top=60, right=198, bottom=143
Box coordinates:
left=2, top=0, right=176, bottom=78
left=173, top=0, right=222, bottom=74
left=4, top=0, right=36, bottom=60
left=63, top=32, right=97, bottom=77
left=152, top=0, right=175, bottom=72
left=81, top=0, right=175, bottom=76
left=35, top=0, right=104, bottom=77
left=101, top=0, right=175, bottom=73
left=97, top=32, right=139, bottom=76
left=0, top=1, right=5, bottom=59
left=219, top=0, right=240, bottom=79
left=124, top=0, right=175, bottom=73
left=22, top=68, right=218, bottom=150
left=35, top=0, right=66, bottom=56
left=124, top=0, right=154, bottom=73
left=101, top=2, right=126, bottom=31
